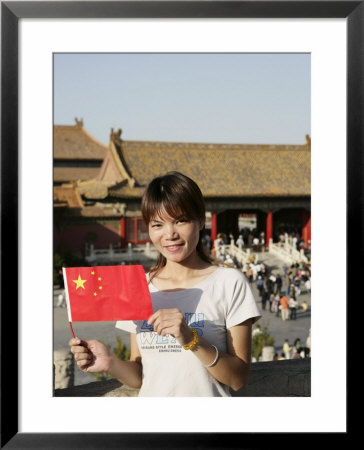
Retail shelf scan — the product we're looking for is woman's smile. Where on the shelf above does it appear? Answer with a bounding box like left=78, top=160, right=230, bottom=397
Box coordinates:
left=164, top=243, right=184, bottom=253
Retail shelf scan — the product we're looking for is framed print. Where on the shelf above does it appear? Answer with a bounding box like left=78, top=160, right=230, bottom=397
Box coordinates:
left=2, top=1, right=358, bottom=447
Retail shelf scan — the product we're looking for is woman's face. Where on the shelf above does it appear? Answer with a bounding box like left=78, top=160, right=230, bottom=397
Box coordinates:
left=148, top=209, right=203, bottom=264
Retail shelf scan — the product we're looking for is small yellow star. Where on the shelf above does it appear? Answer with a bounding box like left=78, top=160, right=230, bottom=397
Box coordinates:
left=98, top=286, right=103, bottom=290
left=93, top=292, right=97, bottom=296
left=73, top=275, right=87, bottom=290
left=91, top=271, right=95, bottom=275
left=98, top=277, right=102, bottom=281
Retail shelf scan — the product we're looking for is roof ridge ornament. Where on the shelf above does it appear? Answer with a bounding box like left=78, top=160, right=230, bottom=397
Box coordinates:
left=110, top=127, right=122, bottom=144
left=74, top=117, right=83, bottom=128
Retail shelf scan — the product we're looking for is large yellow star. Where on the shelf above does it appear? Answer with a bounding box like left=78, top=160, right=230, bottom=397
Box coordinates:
left=73, top=274, right=87, bottom=290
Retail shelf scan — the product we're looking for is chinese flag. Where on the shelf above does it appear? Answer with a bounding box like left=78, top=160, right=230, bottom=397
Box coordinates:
left=62, top=265, right=153, bottom=322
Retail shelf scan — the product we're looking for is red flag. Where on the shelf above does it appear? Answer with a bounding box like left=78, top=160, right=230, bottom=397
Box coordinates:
left=62, top=265, right=153, bottom=322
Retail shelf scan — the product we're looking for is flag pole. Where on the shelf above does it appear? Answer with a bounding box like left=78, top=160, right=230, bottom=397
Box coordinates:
left=62, top=267, right=76, bottom=339
left=69, top=322, right=76, bottom=339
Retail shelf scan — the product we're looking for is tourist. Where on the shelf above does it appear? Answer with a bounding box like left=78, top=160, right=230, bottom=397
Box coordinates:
left=289, top=284, right=296, bottom=298
left=261, top=262, right=266, bottom=277
left=214, top=233, right=224, bottom=250
left=292, top=234, right=298, bottom=249
left=266, top=276, right=274, bottom=297
left=247, top=231, right=253, bottom=248
left=305, top=278, right=311, bottom=294
left=236, top=234, right=244, bottom=248
left=261, top=288, right=269, bottom=311
left=288, top=296, right=298, bottom=320
left=56, top=290, right=66, bottom=308
left=275, top=273, right=282, bottom=294
left=280, top=294, right=289, bottom=321
left=250, top=262, right=258, bottom=281
left=291, top=338, right=302, bottom=359
left=259, top=232, right=265, bottom=251
left=69, top=171, right=261, bottom=397
left=285, top=269, right=292, bottom=295
left=301, top=300, right=308, bottom=312
left=252, top=236, right=260, bottom=251
left=271, top=292, right=280, bottom=316
left=256, top=275, right=264, bottom=296
left=294, top=280, right=301, bottom=298
left=283, top=339, right=291, bottom=359
left=247, top=266, right=253, bottom=283
left=255, top=261, right=262, bottom=277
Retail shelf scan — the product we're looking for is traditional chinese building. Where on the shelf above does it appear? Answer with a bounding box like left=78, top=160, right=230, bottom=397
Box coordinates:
left=54, top=120, right=311, bottom=255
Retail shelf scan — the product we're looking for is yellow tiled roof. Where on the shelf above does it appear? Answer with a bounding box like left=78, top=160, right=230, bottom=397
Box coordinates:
left=54, top=124, right=108, bottom=160
left=53, top=184, right=83, bottom=207
left=114, top=140, right=310, bottom=197
left=53, top=123, right=310, bottom=198
left=54, top=167, right=101, bottom=182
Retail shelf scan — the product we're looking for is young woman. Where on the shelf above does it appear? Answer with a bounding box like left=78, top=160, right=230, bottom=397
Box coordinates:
left=69, top=172, right=261, bottom=397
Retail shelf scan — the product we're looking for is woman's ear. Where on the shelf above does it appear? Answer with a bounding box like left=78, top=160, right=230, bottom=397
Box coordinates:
left=199, top=219, right=205, bottom=231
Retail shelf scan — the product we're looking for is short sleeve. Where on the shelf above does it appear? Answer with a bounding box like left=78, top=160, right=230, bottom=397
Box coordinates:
left=115, top=320, right=138, bottom=333
left=225, top=270, right=261, bottom=329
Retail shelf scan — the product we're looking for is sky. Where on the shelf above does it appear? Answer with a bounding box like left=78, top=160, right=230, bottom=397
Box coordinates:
left=54, top=53, right=310, bottom=146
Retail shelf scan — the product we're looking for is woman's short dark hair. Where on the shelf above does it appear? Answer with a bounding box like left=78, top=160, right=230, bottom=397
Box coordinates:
left=141, top=171, right=213, bottom=279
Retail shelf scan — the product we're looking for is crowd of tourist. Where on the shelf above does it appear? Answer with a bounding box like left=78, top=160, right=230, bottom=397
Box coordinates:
left=207, top=229, right=267, bottom=252
left=202, top=228, right=310, bottom=253
left=248, top=259, right=311, bottom=321
left=276, top=335, right=311, bottom=360
left=253, top=326, right=311, bottom=361
left=249, top=258, right=311, bottom=361
left=197, top=230, right=311, bottom=362
left=202, top=231, right=311, bottom=322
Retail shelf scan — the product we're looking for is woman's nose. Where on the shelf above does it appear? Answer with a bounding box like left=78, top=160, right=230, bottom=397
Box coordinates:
left=164, top=223, right=178, bottom=238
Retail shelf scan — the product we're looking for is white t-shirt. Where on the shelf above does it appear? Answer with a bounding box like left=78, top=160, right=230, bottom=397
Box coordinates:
left=116, top=266, right=261, bottom=397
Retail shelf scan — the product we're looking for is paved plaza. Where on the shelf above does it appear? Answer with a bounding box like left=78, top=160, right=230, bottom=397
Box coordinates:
left=248, top=250, right=311, bottom=357
left=54, top=250, right=311, bottom=386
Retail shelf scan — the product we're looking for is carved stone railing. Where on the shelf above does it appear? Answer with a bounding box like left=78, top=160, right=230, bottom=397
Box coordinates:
left=215, top=240, right=256, bottom=267
left=54, top=358, right=310, bottom=397
left=85, top=242, right=158, bottom=265
left=268, top=238, right=308, bottom=265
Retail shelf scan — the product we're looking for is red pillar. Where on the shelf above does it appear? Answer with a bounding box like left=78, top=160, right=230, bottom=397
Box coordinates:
left=211, top=210, right=217, bottom=246
left=302, top=211, right=311, bottom=247
left=266, top=210, right=273, bottom=248
left=120, top=216, right=126, bottom=248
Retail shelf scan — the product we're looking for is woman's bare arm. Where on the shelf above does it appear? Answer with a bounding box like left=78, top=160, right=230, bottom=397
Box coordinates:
left=190, top=318, right=252, bottom=391
left=107, top=333, right=143, bottom=389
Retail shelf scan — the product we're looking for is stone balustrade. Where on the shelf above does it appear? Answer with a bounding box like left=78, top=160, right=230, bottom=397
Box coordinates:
left=215, top=240, right=256, bottom=267
left=85, top=242, right=158, bottom=265
left=84, top=238, right=309, bottom=268
left=268, top=238, right=308, bottom=265
left=54, top=358, right=310, bottom=397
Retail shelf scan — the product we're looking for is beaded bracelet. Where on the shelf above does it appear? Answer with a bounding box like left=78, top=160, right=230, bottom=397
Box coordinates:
left=183, top=328, right=198, bottom=350
left=204, top=345, right=219, bottom=368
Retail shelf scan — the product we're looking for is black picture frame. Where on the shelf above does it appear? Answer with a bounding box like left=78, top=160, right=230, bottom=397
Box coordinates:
left=1, top=1, right=357, bottom=448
